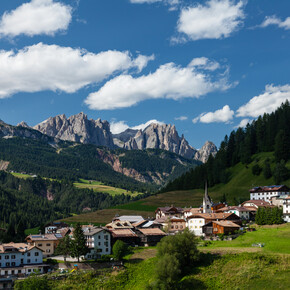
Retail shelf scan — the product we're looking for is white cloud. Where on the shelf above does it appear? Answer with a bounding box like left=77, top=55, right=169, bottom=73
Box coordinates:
left=110, top=121, right=130, bottom=134
left=175, top=116, right=188, bottom=121
left=260, top=15, right=290, bottom=30
left=132, top=119, right=164, bottom=130
left=0, top=43, right=152, bottom=98
left=236, top=84, right=290, bottom=118
left=110, top=119, right=164, bottom=134
left=174, top=0, right=245, bottom=42
left=234, top=118, right=251, bottom=128
left=188, top=57, right=220, bottom=71
left=130, top=0, right=162, bottom=3
left=85, top=58, right=232, bottom=110
left=193, top=105, right=234, bottom=123
left=0, top=0, right=72, bottom=38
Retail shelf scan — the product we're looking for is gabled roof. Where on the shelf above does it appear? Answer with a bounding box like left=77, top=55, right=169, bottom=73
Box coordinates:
left=155, top=206, right=183, bottom=214
left=218, top=206, right=251, bottom=212
left=242, top=200, right=272, bottom=207
left=138, top=228, right=167, bottom=236
left=113, top=216, right=144, bottom=223
left=26, top=234, right=58, bottom=241
left=83, top=227, right=107, bottom=236
left=0, top=243, right=40, bottom=253
left=109, top=229, right=138, bottom=238
left=249, top=185, right=289, bottom=193
left=212, top=220, right=241, bottom=228
left=187, top=212, right=240, bottom=221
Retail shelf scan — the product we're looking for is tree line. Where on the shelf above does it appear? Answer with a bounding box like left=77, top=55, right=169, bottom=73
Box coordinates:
left=162, top=101, right=290, bottom=192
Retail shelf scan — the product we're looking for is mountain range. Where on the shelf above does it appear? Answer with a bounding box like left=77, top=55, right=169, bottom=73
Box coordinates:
left=31, top=113, right=217, bottom=163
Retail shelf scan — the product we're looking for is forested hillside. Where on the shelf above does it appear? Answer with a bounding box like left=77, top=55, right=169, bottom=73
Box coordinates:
left=163, top=101, right=290, bottom=192
left=0, top=171, right=148, bottom=242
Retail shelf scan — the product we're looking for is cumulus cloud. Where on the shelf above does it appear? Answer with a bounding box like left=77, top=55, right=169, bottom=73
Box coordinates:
left=188, top=57, right=220, bottom=71
left=193, top=105, right=234, bottom=123
left=236, top=84, right=290, bottom=118
left=85, top=58, right=232, bottom=110
left=174, top=0, right=245, bottom=42
left=260, top=15, right=290, bottom=30
left=0, top=0, right=72, bottom=38
left=110, top=119, right=164, bottom=134
left=110, top=121, right=130, bottom=134
left=0, top=43, right=152, bottom=98
left=234, top=118, right=251, bottom=128
left=175, top=116, right=188, bottom=121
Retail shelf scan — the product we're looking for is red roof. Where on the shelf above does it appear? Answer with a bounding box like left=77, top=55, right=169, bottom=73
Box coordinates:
left=110, top=229, right=138, bottom=238
left=249, top=185, right=289, bottom=193
left=138, top=228, right=167, bottom=236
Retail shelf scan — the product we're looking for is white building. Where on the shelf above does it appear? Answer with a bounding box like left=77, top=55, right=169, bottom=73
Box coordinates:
left=250, top=185, right=289, bottom=202
left=186, top=216, right=205, bottom=236
left=283, top=197, right=290, bottom=223
left=218, top=206, right=250, bottom=220
left=82, top=227, right=111, bottom=259
left=0, top=243, right=46, bottom=277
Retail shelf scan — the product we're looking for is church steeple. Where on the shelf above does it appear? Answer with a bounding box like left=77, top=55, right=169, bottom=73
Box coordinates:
left=203, top=181, right=212, bottom=213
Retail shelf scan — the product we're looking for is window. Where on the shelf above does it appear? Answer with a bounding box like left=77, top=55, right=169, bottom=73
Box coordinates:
left=28, top=269, right=31, bottom=273
left=175, top=225, right=178, bottom=229
left=12, top=262, right=15, bottom=266
left=180, top=226, right=183, bottom=229
left=11, top=255, right=16, bottom=259
left=105, top=235, right=108, bottom=240
left=35, top=252, right=39, bottom=256
left=105, top=242, right=108, bottom=247
left=98, top=236, right=101, bottom=239
left=6, top=262, right=10, bottom=267
left=106, top=248, right=109, bottom=252
left=27, top=259, right=31, bottom=263
left=46, top=244, right=51, bottom=247
left=98, top=242, right=101, bottom=246
left=38, top=244, right=42, bottom=247
left=46, top=249, right=51, bottom=253
left=27, top=253, right=31, bottom=257
left=0, top=256, right=1, bottom=259
left=5, top=255, right=9, bottom=259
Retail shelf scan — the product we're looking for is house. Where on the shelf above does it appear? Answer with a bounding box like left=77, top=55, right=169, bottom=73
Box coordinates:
left=270, top=195, right=290, bottom=208
left=283, top=196, right=290, bottom=223
left=109, top=229, right=139, bottom=246
left=82, top=227, right=111, bottom=259
left=25, top=234, right=61, bottom=257
left=183, top=208, right=202, bottom=218
left=155, top=206, right=183, bottom=219
left=106, top=220, right=134, bottom=230
left=242, top=199, right=273, bottom=209
left=0, top=243, right=48, bottom=278
left=135, top=228, right=167, bottom=246
left=44, top=222, right=69, bottom=234
left=168, top=217, right=186, bottom=233
left=186, top=212, right=241, bottom=236
left=217, top=206, right=251, bottom=220
left=203, top=221, right=241, bottom=236
left=250, top=185, right=289, bottom=202
left=132, top=220, right=162, bottom=230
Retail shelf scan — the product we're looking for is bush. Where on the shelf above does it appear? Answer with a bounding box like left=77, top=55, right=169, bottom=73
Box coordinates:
left=112, top=240, right=128, bottom=261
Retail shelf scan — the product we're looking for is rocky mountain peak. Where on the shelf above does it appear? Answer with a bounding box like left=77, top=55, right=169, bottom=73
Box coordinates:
left=194, top=141, right=217, bottom=163
left=34, top=113, right=114, bottom=148
left=17, top=121, right=30, bottom=128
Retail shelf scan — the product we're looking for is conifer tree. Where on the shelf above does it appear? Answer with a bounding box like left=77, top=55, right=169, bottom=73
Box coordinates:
left=70, top=223, right=89, bottom=262
left=55, top=235, right=72, bottom=262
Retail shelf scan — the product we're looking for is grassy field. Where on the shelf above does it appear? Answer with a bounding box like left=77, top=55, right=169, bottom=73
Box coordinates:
left=73, top=179, right=143, bottom=197
left=10, top=172, right=34, bottom=179
left=203, top=223, right=290, bottom=255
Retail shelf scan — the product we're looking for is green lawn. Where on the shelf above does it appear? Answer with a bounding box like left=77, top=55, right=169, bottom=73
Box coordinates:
left=73, top=178, right=143, bottom=197
left=204, top=223, right=290, bottom=255
left=11, top=172, right=34, bottom=179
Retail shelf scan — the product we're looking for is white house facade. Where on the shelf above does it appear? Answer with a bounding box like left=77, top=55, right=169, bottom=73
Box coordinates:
left=283, top=197, right=290, bottom=223
left=0, top=243, right=46, bottom=277
left=83, top=227, right=111, bottom=259
left=250, top=185, right=289, bottom=202
left=186, top=217, right=205, bottom=236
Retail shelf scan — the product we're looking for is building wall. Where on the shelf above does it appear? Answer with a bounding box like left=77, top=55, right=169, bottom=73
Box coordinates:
left=228, top=210, right=249, bottom=220
left=251, top=191, right=289, bottom=202
left=186, top=218, right=205, bottom=236
left=283, top=200, right=290, bottom=223
left=30, top=241, right=56, bottom=257
left=85, top=230, right=111, bottom=259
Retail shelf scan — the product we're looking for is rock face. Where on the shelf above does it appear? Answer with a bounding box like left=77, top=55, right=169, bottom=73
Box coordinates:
left=194, top=141, right=217, bottom=163
left=17, top=121, right=30, bottom=128
left=34, top=112, right=114, bottom=148
left=114, top=123, right=217, bottom=163
left=114, top=123, right=197, bottom=159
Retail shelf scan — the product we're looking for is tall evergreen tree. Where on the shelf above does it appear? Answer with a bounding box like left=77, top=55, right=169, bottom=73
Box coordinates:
left=274, top=130, right=290, bottom=162
left=70, top=223, right=89, bottom=262
left=55, top=235, right=72, bottom=262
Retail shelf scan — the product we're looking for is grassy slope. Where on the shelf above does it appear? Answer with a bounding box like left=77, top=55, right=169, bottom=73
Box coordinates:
left=73, top=179, right=142, bottom=197
left=61, top=152, right=290, bottom=224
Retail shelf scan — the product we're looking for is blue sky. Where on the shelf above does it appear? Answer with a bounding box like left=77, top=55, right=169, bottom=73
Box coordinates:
left=0, top=0, right=290, bottom=148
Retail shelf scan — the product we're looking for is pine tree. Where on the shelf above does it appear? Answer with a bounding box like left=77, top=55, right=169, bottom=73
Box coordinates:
left=55, top=235, right=72, bottom=262
left=70, top=223, right=89, bottom=262
left=263, top=159, right=272, bottom=179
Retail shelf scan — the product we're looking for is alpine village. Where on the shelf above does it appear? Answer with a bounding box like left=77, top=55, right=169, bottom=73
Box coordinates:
left=1, top=1, right=290, bottom=289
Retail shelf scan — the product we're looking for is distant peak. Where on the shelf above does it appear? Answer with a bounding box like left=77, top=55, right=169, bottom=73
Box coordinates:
left=17, top=121, right=30, bottom=128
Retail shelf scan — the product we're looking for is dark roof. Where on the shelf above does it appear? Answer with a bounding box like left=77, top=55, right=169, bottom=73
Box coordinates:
left=155, top=206, right=183, bottom=214
left=249, top=185, right=289, bottom=193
